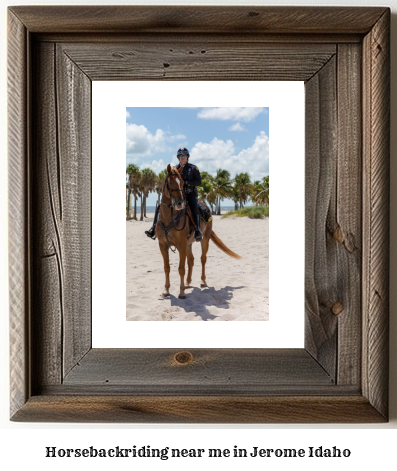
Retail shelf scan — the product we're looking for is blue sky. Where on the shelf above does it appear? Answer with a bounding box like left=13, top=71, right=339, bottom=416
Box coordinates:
left=126, top=107, right=269, bottom=205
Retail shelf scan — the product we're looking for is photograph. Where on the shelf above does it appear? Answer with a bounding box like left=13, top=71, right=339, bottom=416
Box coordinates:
left=126, top=107, right=269, bottom=321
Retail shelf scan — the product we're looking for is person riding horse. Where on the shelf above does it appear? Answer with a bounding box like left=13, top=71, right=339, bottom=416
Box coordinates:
left=145, top=148, right=204, bottom=242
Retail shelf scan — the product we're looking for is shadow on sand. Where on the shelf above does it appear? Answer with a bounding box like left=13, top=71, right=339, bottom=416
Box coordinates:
left=159, top=285, right=245, bottom=321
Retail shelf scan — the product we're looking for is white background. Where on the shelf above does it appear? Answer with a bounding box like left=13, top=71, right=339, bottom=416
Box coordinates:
left=92, top=81, right=305, bottom=348
left=1, top=0, right=397, bottom=469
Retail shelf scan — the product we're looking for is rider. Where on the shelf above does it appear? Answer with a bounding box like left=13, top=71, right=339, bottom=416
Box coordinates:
left=145, top=147, right=203, bottom=242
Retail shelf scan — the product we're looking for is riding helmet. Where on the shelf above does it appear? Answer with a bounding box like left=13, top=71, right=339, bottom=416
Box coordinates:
left=177, top=147, right=189, bottom=159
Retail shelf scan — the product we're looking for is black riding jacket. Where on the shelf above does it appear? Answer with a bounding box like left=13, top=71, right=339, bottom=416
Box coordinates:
left=176, top=162, right=201, bottom=188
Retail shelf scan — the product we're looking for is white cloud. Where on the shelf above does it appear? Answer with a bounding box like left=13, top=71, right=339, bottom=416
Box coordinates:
left=229, top=122, right=246, bottom=132
left=190, top=132, right=269, bottom=179
left=126, top=124, right=186, bottom=159
left=126, top=124, right=167, bottom=157
left=190, top=137, right=235, bottom=174
left=126, top=110, right=130, bottom=119
left=140, top=159, right=168, bottom=175
left=231, top=131, right=269, bottom=178
left=197, top=107, right=264, bottom=122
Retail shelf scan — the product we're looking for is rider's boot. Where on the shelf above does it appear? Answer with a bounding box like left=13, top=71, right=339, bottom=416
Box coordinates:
left=194, top=214, right=203, bottom=242
left=145, top=204, right=159, bottom=239
left=145, top=226, right=156, bottom=239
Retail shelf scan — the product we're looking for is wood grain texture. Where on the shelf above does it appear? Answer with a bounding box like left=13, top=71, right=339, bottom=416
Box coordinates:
left=31, top=42, right=91, bottom=388
left=55, top=45, right=91, bottom=377
left=9, top=6, right=387, bottom=34
left=61, top=349, right=334, bottom=392
left=8, top=10, right=29, bottom=419
left=32, top=42, right=63, bottom=387
left=11, top=396, right=385, bottom=424
left=336, top=44, right=362, bottom=386
left=8, top=6, right=390, bottom=423
left=59, top=42, right=335, bottom=82
left=305, top=56, right=338, bottom=378
left=34, top=33, right=363, bottom=45
left=362, top=10, right=390, bottom=419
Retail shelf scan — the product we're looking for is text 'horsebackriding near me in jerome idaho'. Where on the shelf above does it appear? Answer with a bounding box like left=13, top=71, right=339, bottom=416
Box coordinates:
left=45, top=445, right=351, bottom=459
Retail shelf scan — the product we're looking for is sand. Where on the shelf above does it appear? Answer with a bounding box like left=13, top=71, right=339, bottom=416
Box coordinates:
left=126, top=212, right=269, bottom=321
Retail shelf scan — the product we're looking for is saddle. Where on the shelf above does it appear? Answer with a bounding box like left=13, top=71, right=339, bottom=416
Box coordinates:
left=186, top=202, right=212, bottom=235
left=197, top=201, right=212, bottom=223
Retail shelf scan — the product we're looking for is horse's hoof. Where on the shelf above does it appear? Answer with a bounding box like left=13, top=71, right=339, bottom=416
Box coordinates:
left=178, top=294, right=186, bottom=299
left=200, top=282, right=208, bottom=288
left=161, top=291, right=170, bottom=298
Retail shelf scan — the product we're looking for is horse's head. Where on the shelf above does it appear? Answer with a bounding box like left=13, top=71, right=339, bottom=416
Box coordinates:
left=164, top=164, right=185, bottom=211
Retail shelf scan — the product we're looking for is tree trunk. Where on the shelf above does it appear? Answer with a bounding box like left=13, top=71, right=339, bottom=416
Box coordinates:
left=133, top=196, right=137, bottom=220
left=127, top=190, right=131, bottom=219
left=216, top=195, right=221, bottom=215
left=140, top=194, right=144, bottom=221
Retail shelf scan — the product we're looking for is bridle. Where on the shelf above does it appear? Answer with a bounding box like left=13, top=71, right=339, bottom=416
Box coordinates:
left=162, top=171, right=185, bottom=210
left=158, top=170, right=187, bottom=252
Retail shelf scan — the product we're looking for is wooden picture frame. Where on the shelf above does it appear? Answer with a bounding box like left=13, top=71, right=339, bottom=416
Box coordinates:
left=8, top=6, right=390, bottom=423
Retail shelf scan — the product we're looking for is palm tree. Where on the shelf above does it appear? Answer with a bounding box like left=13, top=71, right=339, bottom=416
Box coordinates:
left=126, top=182, right=132, bottom=219
left=200, top=171, right=215, bottom=184
left=234, top=172, right=252, bottom=209
left=207, top=189, right=217, bottom=213
left=139, top=188, right=144, bottom=221
left=199, top=172, right=217, bottom=212
left=126, top=183, right=130, bottom=218
left=213, top=168, right=233, bottom=215
left=230, top=184, right=241, bottom=211
left=262, top=175, right=269, bottom=206
left=252, top=175, right=269, bottom=206
left=140, top=168, right=157, bottom=218
left=251, top=180, right=263, bottom=206
left=126, top=164, right=141, bottom=220
left=197, top=179, right=214, bottom=208
left=155, top=169, right=167, bottom=205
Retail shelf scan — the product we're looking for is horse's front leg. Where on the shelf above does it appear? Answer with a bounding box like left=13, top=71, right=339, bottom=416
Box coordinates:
left=178, top=245, right=187, bottom=299
left=185, top=243, right=194, bottom=288
left=159, top=242, right=171, bottom=297
left=200, top=236, right=209, bottom=288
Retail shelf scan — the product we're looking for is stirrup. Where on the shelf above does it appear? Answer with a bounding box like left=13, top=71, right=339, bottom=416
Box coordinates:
left=145, top=228, right=156, bottom=239
left=194, top=229, right=203, bottom=242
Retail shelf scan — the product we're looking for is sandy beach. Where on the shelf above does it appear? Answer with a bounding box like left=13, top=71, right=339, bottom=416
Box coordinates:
left=126, top=212, right=269, bottom=321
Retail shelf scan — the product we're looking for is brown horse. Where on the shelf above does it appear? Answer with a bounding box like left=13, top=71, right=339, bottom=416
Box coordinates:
left=155, top=164, right=241, bottom=299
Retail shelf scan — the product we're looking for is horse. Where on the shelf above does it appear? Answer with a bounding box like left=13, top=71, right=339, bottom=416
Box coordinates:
left=155, top=163, right=241, bottom=299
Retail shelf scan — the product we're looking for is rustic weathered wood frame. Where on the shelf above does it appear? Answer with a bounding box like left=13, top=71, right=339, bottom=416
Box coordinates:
left=8, top=6, right=390, bottom=423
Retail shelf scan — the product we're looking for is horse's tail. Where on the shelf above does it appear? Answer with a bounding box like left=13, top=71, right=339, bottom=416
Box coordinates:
left=210, top=230, right=241, bottom=259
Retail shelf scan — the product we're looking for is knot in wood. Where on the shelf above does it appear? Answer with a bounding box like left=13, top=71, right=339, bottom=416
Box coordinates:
left=174, top=351, right=194, bottom=365
left=331, top=302, right=344, bottom=316
left=333, top=225, right=344, bottom=244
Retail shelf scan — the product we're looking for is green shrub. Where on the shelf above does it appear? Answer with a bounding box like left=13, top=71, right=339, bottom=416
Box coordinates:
left=222, top=206, right=269, bottom=219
